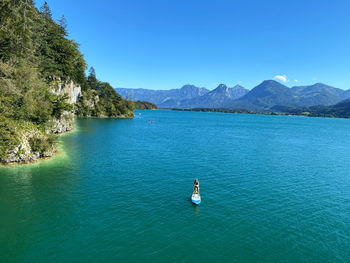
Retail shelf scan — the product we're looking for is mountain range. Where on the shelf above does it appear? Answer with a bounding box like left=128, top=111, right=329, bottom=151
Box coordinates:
left=116, top=80, right=350, bottom=111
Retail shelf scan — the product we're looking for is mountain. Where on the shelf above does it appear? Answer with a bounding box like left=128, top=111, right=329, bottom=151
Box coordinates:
left=115, top=85, right=209, bottom=107
left=291, top=83, right=345, bottom=106
left=227, top=80, right=299, bottom=111
left=333, top=98, right=350, bottom=108
left=342, top=89, right=350, bottom=100
left=176, top=84, right=232, bottom=108
left=228, top=85, right=250, bottom=99
left=117, top=80, right=348, bottom=111
left=116, top=84, right=249, bottom=108
left=227, top=80, right=349, bottom=111
left=171, top=84, right=249, bottom=108
left=158, top=85, right=210, bottom=107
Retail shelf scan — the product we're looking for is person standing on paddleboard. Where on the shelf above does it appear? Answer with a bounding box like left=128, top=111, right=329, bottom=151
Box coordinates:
left=193, top=179, right=199, bottom=194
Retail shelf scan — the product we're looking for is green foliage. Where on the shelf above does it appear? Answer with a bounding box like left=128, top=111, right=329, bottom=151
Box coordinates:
left=36, top=5, right=87, bottom=83
left=29, top=134, right=57, bottom=154
left=0, top=118, right=20, bottom=160
left=274, top=100, right=350, bottom=118
left=50, top=93, right=73, bottom=119
left=0, top=0, right=134, bottom=161
left=134, top=101, right=157, bottom=110
left=76, top=68, right=134, bottom=117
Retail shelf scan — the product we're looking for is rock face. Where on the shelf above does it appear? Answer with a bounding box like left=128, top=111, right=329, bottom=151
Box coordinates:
left=85, top=95, right=99, bottom=109
left=49, top=80, right=80, bottom=133
left=47, top=80, right=80, bottom=134
left=48, top=111, right=75, bottom=134
left=51, top=80, right=82, bottom=104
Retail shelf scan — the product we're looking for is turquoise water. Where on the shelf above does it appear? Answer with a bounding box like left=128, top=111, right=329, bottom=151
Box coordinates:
left=1, top=110, right=350, bottom=262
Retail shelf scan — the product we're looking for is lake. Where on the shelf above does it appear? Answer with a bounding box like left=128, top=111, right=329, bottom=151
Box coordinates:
left=1, top=110, right=350, bottom=262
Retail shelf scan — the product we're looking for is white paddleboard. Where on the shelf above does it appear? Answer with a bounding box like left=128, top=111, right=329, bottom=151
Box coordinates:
left=191, top=193, right=201, bottom=205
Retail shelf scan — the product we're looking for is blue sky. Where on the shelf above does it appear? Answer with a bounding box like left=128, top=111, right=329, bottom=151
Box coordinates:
left=36, top=0, right=350, bottom=90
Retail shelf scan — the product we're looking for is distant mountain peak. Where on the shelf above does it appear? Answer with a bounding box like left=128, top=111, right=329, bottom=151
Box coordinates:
left=231, top=84, right=245, bottom=89
left=214, top=84, right=229, bottom=92
left=180, top=84, right=197, bottom=90
left=261, top=79, right=283, bottom=85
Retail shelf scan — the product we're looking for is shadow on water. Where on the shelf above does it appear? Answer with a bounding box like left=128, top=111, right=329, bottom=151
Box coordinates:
left=192, top=204, right=200, bottom=215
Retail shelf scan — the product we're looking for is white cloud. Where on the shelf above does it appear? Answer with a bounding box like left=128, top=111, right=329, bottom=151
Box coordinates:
left=294, top=79, right=298, bottom=82
left=274, top=75, right=288, bottom=83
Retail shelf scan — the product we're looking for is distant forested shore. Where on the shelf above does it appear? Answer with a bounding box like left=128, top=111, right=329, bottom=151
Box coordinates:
left=134, top=101, right=158, bottom=110
left=168, top=106, right=350, bottom=119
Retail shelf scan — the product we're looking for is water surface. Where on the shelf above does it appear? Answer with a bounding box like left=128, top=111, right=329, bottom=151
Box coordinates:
left=1, top=110, right=350, bottom=262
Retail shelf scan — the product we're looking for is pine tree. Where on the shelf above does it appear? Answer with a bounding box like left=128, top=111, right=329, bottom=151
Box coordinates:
left=58, top=15, right=67, bottom=36
left=40, top=1, right=52, bottom=21
left=89, top=67, right=96, bottom=79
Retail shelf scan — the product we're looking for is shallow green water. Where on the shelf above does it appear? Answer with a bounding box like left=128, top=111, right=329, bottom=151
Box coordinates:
left=1, top=110, right=350, bottom=262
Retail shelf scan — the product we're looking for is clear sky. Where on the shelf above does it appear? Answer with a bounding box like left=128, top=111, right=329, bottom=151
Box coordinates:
left=36, top=0, right=350, bottom=90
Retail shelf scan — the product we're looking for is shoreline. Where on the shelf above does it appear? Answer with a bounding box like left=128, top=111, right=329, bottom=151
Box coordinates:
left=0, top=114, right=134, bottom=166
left=160, top=108, right=350, bottom=119
left=0, top=150, right=62, bottom=166
left=0, top=127, right=76, bottom=167
left=76, top=115, right=134, bottom=119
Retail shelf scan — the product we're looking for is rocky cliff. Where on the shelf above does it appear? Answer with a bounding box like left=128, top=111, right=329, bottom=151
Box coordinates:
left=51, top=79, right=82, bottom=104
left=49, top=80, right=81, bottom=133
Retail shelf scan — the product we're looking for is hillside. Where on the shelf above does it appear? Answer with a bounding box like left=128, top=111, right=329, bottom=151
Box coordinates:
left=0, top=1, right=133, bottom=163
left=276, top=98, right=350, bottom=118
left=291, top=83, right=345, bottom=106
left=134, top=101, right=158, bottom=110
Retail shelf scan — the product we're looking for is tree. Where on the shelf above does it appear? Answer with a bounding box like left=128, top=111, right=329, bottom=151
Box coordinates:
left=58, top=15, right=67, bottom=36
left=89, top=66, right=96, bottom=79
left=40, top=1, right=52, bottom=21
